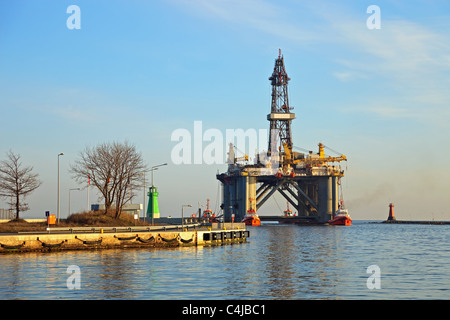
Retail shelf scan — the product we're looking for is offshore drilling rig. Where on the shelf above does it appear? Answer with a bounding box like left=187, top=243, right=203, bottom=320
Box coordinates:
left=217, top=50, right=347, bottom=224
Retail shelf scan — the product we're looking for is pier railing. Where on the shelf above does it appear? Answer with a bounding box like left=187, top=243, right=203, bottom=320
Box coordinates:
left=44, top=223, right=201, bottom=234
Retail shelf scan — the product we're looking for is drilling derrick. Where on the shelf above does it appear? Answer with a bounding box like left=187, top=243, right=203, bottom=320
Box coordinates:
left=267, top=50, right=295, bottom=163
left=217, top=50, right=347, bottom=224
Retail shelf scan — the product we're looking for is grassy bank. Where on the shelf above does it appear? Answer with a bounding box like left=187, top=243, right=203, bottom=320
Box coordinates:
left=0, top=210, right=151, bottom=233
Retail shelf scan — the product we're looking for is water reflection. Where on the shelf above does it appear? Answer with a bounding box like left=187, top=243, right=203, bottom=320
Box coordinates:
left=1, top=223, right=450, bottom=299
left=247, top=225, right=347, bottom=299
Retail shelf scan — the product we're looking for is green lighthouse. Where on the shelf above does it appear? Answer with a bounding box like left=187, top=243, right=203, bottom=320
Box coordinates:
left=147, top=186, right=160, bottom=220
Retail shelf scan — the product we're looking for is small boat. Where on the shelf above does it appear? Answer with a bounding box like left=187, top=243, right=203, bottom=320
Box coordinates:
left=284, top=201, right=294, bottom=217
left=328, top=182, right=352, bottom=226
left=242, top=210, right=261, bottom=226
left=328, top=208, right=352, bottom=226
left=203, top=199, right=219, bottom=223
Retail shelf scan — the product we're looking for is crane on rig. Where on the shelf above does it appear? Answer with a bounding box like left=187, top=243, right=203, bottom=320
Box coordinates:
left=283, top=142, right=347, bottom=167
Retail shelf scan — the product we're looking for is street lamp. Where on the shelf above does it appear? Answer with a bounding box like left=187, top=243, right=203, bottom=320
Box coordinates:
left=69, top=188, right=81, bottom=217
left=141, top=172, right=146, bottom=222
left=149, top=163, right=168, bottom=226
left=182, top=204, right=192, bottom=229
left=57, top=152, right=64, bottom=223
left=151, top=163, right=168, bottom=187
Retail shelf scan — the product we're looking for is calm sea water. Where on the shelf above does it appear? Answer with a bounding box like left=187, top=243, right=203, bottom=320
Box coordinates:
left=1, top=221, right=450, bottom=300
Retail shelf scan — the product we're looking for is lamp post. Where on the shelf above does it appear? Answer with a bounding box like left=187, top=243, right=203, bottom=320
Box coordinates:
left=141, top=172, right=146, bottom=222
left=87, top=174, right=90, bottom=212
left=69, top=188, right=81, bottom=217
left=182, top=204, right=192, bottom=229
left=151, top=163, right=168, bottom=187
left=57, top=152, right=64, bottom=224
left=150, top=163, right=167, bottom=226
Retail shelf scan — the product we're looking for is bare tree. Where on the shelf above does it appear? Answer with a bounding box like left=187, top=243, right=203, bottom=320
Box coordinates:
left=70, top=141, right=148, bottom=219
left=0, top=151, right=42, bottom=220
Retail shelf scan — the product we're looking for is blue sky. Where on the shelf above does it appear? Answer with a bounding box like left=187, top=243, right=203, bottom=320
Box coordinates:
left=1, top=0, right=450, bottom=220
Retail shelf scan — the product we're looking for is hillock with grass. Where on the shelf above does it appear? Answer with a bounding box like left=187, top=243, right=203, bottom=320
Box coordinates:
left=0, top=210, right=151, bottom=233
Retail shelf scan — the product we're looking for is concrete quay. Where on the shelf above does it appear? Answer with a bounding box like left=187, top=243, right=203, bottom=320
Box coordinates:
left=0, top=223, right=249, bottom=253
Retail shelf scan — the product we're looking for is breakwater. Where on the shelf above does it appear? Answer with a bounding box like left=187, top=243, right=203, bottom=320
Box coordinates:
left=382, top=220, right=450, bottom=225
left=0, top=223, right=249, bottom=253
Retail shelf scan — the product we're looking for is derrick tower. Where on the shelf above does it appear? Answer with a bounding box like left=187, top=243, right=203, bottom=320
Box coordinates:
left=267, top=49, right=295, bottom=161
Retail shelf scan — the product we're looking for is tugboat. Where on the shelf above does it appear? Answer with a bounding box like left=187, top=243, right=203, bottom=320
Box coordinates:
left=242, top=209, right=261, bottom=226
left=328, top=182, right=352, bottom=226
left=328, top=202, right=352, bottom=226
left=203, top=199, right=219, bottom=223
left=242, top=198, right=261, bottom=226
left=284, top=201, right=294, bottom=217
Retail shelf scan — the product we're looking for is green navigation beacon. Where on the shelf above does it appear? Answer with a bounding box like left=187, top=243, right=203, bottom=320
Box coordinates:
left=147, top=186, right=160, bottom=221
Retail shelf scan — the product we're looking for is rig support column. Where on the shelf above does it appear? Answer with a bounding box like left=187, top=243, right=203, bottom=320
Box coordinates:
left=332, top=175, right=338, bottom=217
left=221, top=175, right=257, bottom=222
left=318, top=176, right=333, bottom=223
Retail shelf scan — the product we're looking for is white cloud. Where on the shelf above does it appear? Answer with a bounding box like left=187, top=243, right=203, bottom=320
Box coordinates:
left=321, top=14, right=450, bottom=125
left=48, top=105, right=91, bottom=122
left=171, top=0, right=319, bottom=42
left=333, top=19, right=450, bottom=79
left=12, top=87, right=110, bottom=124
left=365, top=106, right=411, bottom=119
left=332, top=71, right=369, bottom=82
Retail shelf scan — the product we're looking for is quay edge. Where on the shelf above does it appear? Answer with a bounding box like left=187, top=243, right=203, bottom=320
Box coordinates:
left=0, top=223, right=249, bottom=253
